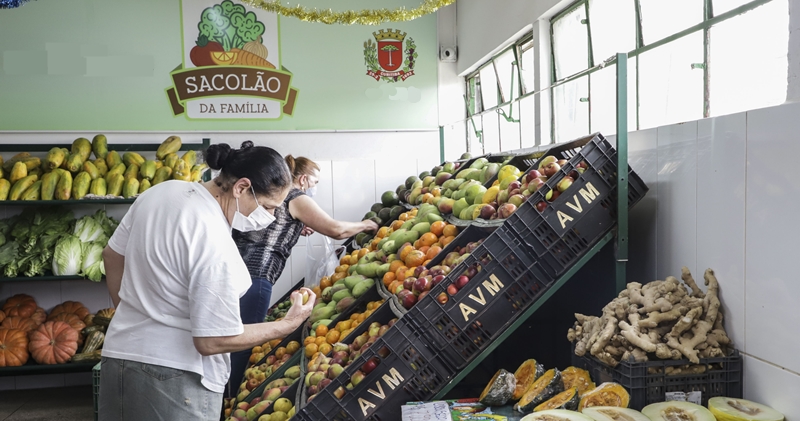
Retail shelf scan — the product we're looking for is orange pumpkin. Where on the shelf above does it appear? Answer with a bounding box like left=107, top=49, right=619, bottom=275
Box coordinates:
left=48, top=301, right=90, bottom=321
left=28, top=321, right=79, bottom=365
left=30, top=307, right=46, bottom=325
left=48, top=313, right=86, bottom=335
left=1, top=316, right=38, bottom=333
left=3, top=294, right=37, bottom=318
left=0, top=328, right=29, bottom=367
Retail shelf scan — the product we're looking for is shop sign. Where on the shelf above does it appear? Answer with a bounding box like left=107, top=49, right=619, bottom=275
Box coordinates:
left=363, top=29, right=417, bottom=82
left=166, top=0, right=298, bottom=120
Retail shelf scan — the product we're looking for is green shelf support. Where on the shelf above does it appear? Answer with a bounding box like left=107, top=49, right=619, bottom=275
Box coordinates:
left=615, top=53, right=629, bottom=294
left=432, top=231, right=615, bottom=399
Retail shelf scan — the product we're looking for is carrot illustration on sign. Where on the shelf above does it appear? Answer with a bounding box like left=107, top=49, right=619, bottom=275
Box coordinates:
left=191, top=0, right=274, bottom=69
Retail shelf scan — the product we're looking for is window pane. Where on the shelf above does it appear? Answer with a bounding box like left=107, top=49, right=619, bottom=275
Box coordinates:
left=480, top=66, right=499, bottom=110
left=520, top=95, right=536, bottom=148
left=520, top=45, right=535, bottom=94
left=590, top=58, right=638, bottom=135
left=468, top=77, right=480, bottom=115
left=482, top=113, right=501, bottom=154
left=553, top=4, right=590, bottom=79
left=499, top=104, right=522, bottom=151
left=553, top=76, right=590, bottom=143
left=710, top=0, right=788, bottom=116
left=638, top=33, right=704, bottom=129
left=468, top=115, right=484, bottom=155
left=589, top=0, right=637, bottom=63
left=639, top=0, right=703, bottom=45
left=713, top=0, right=751, bottom=15
left=495, top=50, right=517, bottom=103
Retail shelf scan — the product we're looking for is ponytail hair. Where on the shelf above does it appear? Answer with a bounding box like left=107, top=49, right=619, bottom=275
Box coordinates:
left=204, top=141, right=292, bottom=197
left=284, top=155, right=320, bottom=182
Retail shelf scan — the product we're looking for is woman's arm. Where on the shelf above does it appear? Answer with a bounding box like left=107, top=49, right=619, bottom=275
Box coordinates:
left=289, top=195, right=378, bottom=240
left=102, top=246, right=125, bottom=308
left=193, top=288, right=316, bottom=356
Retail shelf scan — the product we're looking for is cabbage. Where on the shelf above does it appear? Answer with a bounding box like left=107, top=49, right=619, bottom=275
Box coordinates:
left=73, top=215, right=106, bottom=244
left=52, top=235, right=83, bottom=276
left=81, top=242, right=105, bottom=282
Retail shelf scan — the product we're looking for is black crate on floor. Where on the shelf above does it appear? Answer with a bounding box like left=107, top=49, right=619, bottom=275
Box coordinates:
left=504, top=132, right=648, bottom=279
left=296, top=323, right=452, bottom=421
left=403, top=229, right=552, bottom=369
left=573, top=349, right=743, bottom=410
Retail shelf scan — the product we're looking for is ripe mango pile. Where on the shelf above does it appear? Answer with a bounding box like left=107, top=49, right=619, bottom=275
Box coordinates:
left=0, top=135, right=206, bottom=201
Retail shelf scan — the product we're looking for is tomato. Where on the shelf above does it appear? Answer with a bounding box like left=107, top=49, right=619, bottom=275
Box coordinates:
left=190, top=40, right=224, bottom=67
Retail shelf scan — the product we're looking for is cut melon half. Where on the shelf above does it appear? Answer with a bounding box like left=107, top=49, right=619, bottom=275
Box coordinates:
left=521, top=409, right=595, bottom=421
left=642, top=402, right=715, bottom=421
left=582, top=407, right=650, bottom=421
left=708, top=397, right=785, bottom=421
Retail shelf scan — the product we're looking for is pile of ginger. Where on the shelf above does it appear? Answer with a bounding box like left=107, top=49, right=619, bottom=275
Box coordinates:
left=568, top=267, right=732, bottom=371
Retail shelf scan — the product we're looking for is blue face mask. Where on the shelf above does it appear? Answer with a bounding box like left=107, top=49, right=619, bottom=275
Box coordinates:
left=305, top=185, right=317, bottom=198
left=232, top=187, right=276, bottom=232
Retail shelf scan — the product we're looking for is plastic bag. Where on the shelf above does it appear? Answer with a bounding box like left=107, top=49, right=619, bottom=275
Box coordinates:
left=305, top=234, right=340, bottom=287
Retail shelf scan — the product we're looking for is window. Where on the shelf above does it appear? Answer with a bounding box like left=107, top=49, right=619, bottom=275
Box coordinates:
left=495, top=50, right=519, bottom=103
left=549, top=0, right=788, bottom=140
left=519, top=38, right=535, bottom=94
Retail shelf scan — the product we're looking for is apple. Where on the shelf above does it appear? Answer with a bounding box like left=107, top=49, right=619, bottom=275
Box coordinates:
left=301, top=290, right=310, bottom=304
left=508, top=194, right=525, bottom=207
left=319, top=378, right=333, bottom=390
left=418, top=290, right=430, bottom=302
left=401, top=291, right=417, bottom=309
left=333, top=386, right=347, bottom=399
left=351, top=370, right=366, bottom=386
left=361, top=358, right=379, bottom=375
left=308, top=385, right=318, bottom=396
left=447, top=284, right=459, bottom=295
left=497, top=203, right=518, bottom=219
left=508, top=181, right=521, bottom=192
left=333, top=343, right=350, bottom=353
left=237, top=402, right=250, bottom=411
left=265, top=355, right=276, bottom=365
left=525, top=170, right=542, bottom=183
left=233, top=409, right=248, bottom=420
left=528, top=178, right=544, bottom=193
left=436, top=292, right=449, bottom=304
left=538, top=156, right=557, bottom=169
left=456, top=275, right=470, bottom=289
left=413, top=277, right=432, bottom=293
left=246, top=378, right=260, bottom=391
left=403, top=276, right=416, bottom=291
left=557, top=176, right=574, bottom=192
left=577, top=160, right=588, bottom=169
left=377, top=325, right=390, bottom=337
left=508, top=188, right=521, bottom=196
left=535, top=201, right=548, bottom=212
left=466, top=265, right=479, bottom=279
left=414, top=266, right=427, bottom=277
left=557, top=159, right=568, bottom=167
left=431, top=274, right=446, bottom=286
left=545, top=189, right=561, bottom=202
left=542, top=162, right=561, bottom=177
left=443, top=252, right=461, bottom=267
left=497, top=189, right=509, bottom=205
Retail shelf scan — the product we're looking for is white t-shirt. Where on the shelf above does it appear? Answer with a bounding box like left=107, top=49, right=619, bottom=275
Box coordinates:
left=103, top=180, right=252, bottom=393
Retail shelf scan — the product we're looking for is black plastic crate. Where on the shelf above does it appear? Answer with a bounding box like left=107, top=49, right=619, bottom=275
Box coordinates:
left=245, top=380, right=300, bottom=420
left=573, top=349, right=743, bottom=410
left=240, top=354, right=302, bottom=405
left=504, top=133, right=648, bottom=279
left=403, top=229, right=553, bottom=369
left=312, top=282, right=383, bottom=334
left=481, top=150, right=546, bottom=188
left=252, top=322, right=304, bottom=368
left=426, top=224, right=496, bottom=268
left=297, top=323, right=452, bottom=421
left=338, top=299, right=399, bottom=344
left=263, top=278, right=305, bottom=321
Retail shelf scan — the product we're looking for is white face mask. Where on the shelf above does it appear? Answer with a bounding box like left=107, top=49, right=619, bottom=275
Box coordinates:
left=305, top=185, right=318, bottom=198
left=231, top=187, right=276, bottom=232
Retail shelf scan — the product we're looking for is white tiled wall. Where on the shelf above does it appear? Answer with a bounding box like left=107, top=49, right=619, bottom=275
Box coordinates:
left=0, top=129, right=441, bottom=390
left=615, top=101, right=800, bottom=418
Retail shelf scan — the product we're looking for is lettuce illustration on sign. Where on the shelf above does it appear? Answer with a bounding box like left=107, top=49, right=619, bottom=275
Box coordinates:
left=198, top=0, right=265, bottom=52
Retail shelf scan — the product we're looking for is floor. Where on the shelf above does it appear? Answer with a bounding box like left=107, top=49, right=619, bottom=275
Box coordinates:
left=0, top=386, right=94, bottom=421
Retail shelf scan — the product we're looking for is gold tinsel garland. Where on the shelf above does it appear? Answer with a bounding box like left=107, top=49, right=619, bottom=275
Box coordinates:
left=239, top=0, right=455, bottom=25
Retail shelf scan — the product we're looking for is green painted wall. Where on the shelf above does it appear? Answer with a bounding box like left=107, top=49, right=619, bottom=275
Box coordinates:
left=0, top=0, right=437, bottom=130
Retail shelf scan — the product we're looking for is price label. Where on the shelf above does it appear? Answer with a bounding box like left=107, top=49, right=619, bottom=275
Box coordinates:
left=665, top=391, right=702, bottom=405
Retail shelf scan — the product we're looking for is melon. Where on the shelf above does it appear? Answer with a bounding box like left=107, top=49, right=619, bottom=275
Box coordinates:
left=582, top=407, right=650, bottom=421
left=642, top=402, right=715, bottom=421
left=521, top=409, right=594, bottom=421
left=708, top=397, right=785, bottom=421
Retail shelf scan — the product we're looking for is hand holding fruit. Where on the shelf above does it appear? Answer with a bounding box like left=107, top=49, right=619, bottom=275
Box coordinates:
left=282, top=288, right=316, bottom=327
left=362, top=219, right=379, bottom=233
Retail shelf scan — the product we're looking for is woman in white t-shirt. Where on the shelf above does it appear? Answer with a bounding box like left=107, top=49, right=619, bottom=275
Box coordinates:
left=97, top=141, right=316, bottom=421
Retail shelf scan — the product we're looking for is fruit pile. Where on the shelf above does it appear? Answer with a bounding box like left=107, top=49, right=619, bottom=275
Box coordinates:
left=235, top=339, right=301, bottom=402
left=0, top=135, right=205, bottom=201
left=0, top=294, right=113, bottom=367
left=309, top=274, right=376, bottom=330
left=224, top=374, right=298, bottom=421
left=303, top=299, right=384, bottom=358
left=263, top=298, right=292, bottom=322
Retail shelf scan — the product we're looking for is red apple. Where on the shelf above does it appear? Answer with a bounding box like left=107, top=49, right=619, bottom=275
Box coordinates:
left=418, top=290, right=430, bottom=302
left=525, top=170, right=542, bottom=183
left=508, top=181, right=522, bottom=192
left=361, top=358, right=379, bottom=375
left=497, top=203, right=518, bottom=219
left=403, top=276, right=416, bottom=291
left=535, top=201, right=548, bottom=212
left=413, top=277, right=432, bottom=293
left=456, top=275, right=470, bottom=289
left=542, top=162, right=561, bottom=177
left=436, top=292, right=449, bottom=304
left=447, top=284, right=459, bottom=296
left=431, top=274, right=445, bottom=286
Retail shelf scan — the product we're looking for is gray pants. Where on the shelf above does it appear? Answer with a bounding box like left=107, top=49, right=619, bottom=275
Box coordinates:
left=98, top=357, right=222, bottom=421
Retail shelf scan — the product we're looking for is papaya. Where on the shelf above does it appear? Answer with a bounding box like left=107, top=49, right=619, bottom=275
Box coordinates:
left=190, top=168, right=203, bottom=182
left=91, top=134, right=108, bottom=159
left=172, top=160, right=191, bottom=181
left=123, top=163, right=139, bottom=180
left=138, top=179, right=151, bottom=194
left=152, top=167, right=172, bottom=185
left=2, top=152, right=30, bottom=173
left=351, top=279, right=374, bottom=298
left=9, top=161, right=27, bottom=185
left=164, top=153, right=179, bottom=170
left=153, top=160, right=164, bottom=170
left=156, top=135, right=182, bottom=160
left=82, top=161, right=101, bottom=180
left=0, top=179, right=10, bottom=200
left=65, top=153, right=85, bottom=173
left=181, top=150, right=197, bottom=167
left=105, top=163, right=126, bottom=183
left=106, top=150, right=122, bottom=168
left=122, top=152, right=145, bottom=167
left=55, top=171, right=72, bottom=200
left=40, top=171, right=61, bottom=200
left=139, top=160, right=156, bottom=180
left=45, top=147, right=67, bottom=170
left=72, top=171, right=91, bottom=199
left=107, top=174, right=125, bottom=197
left=71, top=137, right=92, bottom=161
left=90, top=178, right=107, bottom=196
left=20, top=180, right=42, bottom=201
left=122, top=178, right=139, bottom=198
left=9, top=175, right=38, bottom=201
left=93, top=158, right=108, bottom=177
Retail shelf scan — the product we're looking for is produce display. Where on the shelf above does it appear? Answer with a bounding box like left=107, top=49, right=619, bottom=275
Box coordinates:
left=0, top=135, right=205, bottom=202
left=520, top=409, right=594, bottom=421
left=224, top=376, right=298, bottom=421
left=263, top=298, right=293, bottom=322
left=515, top=368, right=564, bottom=412
left=577, top=383, right=630, bottom=411
left=568, top=267, right=732, bottom=368
left=478, top=369, right=516, bottom=406
left=0, top=207, right=118, bottom=280
left=303, top=299, right=384, bottom=358
left=234, top=339, right=300, bottom=402
left=582, top=407, right=650, bottom=421
left=642, top=401, right=714, bottom=421
left=0, top=294, right=113, bottom=366
left=708, top=397, right=785, bottom=421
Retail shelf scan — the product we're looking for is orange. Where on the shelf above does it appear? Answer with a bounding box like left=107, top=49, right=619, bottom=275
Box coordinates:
left=349, top=255, right=359, bottom=265
left=335, top=264, right=349, bottom=273
left=430, top=221, right=446, bottom=237
left=315, top=324, right=328, bottom=337
left=383, top=271, right=396, bottom=287
left=351, top=320, right=361, bottom=329
left=304, top=336, right=316, bottom=346
left=421, top=193, right=434, bottom=204
left=390, top=220, right=404, bottom=231
left=326, top=330, right=340, bottom=344
left=304, top=343, right=318, bottom=358
left=431, top=187, right=442, bottom=197
left=356, top=313, right=366, bottom=323
left=413, top=239, right=422, bottom=249
left=388, top=280, right=402, bottom=295
left=426, top=246, right=443, bottom=260
left=338, top=319, right=353, bottom=331
left=339, top=255, right=349, bottom=265
left=399, top=212, right=410, bottom=221
left=356, top=248, right=368, bottom=259
left=398, top=244, right=414, bottom=262
left=318, top=343, right=332, bottom=355
left=315, top=336, right=327, bottom=346
left=443, top=224, right=459, bottom=237
left=441, top=235, right=456, bottom=247
left=320, top=277, right=332, bottom=290
left=331, top=272, right=347, bottom=283
left=377, top=226, right=390, bottom=239
left=404, top=250, right=426, bottom=267
left=341, top=328, right=354, bottom=339
left=423, top=259, right=432, bottom=267
left=211, top=50, right=239, bottom=65
left=389, top=259, right=404, bottom=274
left=418, top=245, right=430, bottom=255
left=312, top=285, right=322, bottom=297
left=249, top=353, right=258, bottom=364
left=396, top=266, right=409, bottom=282
left=252, top=345, right=263, bottom=354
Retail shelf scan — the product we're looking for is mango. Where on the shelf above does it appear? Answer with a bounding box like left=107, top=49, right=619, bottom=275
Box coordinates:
left=452, top=198, right=470, bottom=219
left=309, top=306, right=335, bottom=323
left=351, top=279, right=374, bottom=298
left=469, top=157, right=489, bottom=169
left=331, top=288, right=353, bottom=303
left=460, top=204, right=478, bottom=220
left=343, top=275, right=367, bottom=290
left=411, top=222, right=431, bottom=235
left=483, top=185, right=500, bottom=204
left=335, top=296, right=356, bottom=313
left=455, top=168, right=479, bottom=179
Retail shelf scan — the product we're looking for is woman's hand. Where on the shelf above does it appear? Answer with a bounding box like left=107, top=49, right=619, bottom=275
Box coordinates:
left=300, top=226, right=315, bottom=236
left=282, top=287, right=316, bottom=328
left=362, top=219, right=379, bottom=233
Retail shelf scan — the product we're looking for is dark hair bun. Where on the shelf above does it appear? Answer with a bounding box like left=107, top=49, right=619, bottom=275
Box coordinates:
left=241, top=140, right=254, bottom=150
left=204, top=143, right=233, bottom=170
